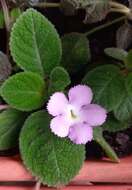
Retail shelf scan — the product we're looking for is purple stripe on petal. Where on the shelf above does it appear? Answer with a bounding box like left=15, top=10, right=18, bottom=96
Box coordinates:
left=81, top=104, right=107, bottom=126
left=68, top=85, right=93, bottom=108
left=47, top=92, right=68, bottom=116
left=68, top=123, right=93, bottom=144
left=50, top=115, right=70, bottom=137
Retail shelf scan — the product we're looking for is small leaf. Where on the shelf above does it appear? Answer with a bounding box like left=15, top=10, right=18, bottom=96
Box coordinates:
left=82, top=65, right=125, bottom=111
left=60, top=0, right=110, bottom=23
left=10, top=8, right=21, bottom=24
left=0, top=72, right=46, bottom=111
left=10, top=8, right=62, bottom=76
left=116, top=22, right=132, bottom=50
left=0, top=10, right=4, bottom=29
left=124, top=50, right=132, bottom=70
left=48, top=66, right=71, bottom=94
left=93, top=127, right=119, bottom=163
left=83, top=0, right=110, bottom=23
left=104, top=47, right=128, bottom=62
left=0, top=109, right=26, bottom=150
left=0, top=52, right=12, bottom=84
left=114, top=73, right=132, bottom=122
left=102, top=114, right=128, bottom=132
left=20, top=110, right=85, bottom=187
left=61, top=33, right=91, bottom=74
left=60, top=0, right=77, bottom=16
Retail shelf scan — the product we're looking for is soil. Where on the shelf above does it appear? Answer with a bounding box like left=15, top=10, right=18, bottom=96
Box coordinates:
left=0, top=0, right=132, bottom=159
left=86, top=128, right=132, bottom=159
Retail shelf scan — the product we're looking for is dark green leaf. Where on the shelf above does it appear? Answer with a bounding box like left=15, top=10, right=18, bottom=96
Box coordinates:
left=93, top=127, right=119, bottom=162
left=0, top=109, right=26, bottom=150
left=102, top=114, right=128, bottom=132
left=20, top=110, right=85, bottom=187
left=48, top=66, right=71, bottom=94
left=0, top=72, right=46, bottom=111
left=61, top=33, right=91, bottom=74
left=114, top=73, right=132, bottom=122
left=104, top=48, right=128, bottom=62
left=82, top=65, right=125, bottom=111
left=10, top=8, right=62, bottom=76
left=114, top=73, right=132, bottom=121
left=124, top=50, right=132, bottom=70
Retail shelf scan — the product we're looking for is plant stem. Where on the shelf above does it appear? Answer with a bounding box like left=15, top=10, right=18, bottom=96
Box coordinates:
left=34, top=181, right=41, bottom=190
left=0, top=0, right=10, bottom=32
left=0, top=105, right=9, bottom=110
left=110, top=8, right=131, bottom=15
left=109, top=1, right=129, bottom=10
left=33, top=2, right=60, bottom=8
left=95, top=137, right=120, bottom=163
left=84, top=16, right=126, bottom=37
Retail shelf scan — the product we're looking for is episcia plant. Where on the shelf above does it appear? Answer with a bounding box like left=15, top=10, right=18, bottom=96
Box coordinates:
left=0, top=6, right=131, bottom=189
left=0, top=8, right=107, bottom=188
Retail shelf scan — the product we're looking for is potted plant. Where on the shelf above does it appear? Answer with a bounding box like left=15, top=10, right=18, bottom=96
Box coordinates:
left=0, top=0, right=131, bottom=189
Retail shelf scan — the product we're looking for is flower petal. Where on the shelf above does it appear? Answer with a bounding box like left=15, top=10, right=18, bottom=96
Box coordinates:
left=47, top=92, right=68, bottom=116
left=68, top=85, right=93, bottom=108
left=81, top=104, right=107, bottom=126
left=50, top=115, right=70, bottom=137
left=68, top=123, right=93, bottom=144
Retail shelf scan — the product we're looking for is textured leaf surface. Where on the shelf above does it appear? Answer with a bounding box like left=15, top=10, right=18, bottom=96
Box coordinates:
left=102, top=114, right=128, bottom=132
left=114, top=73, right=132, bottom=122
left=48, top=66, right=71, bottom=94
left=20, top=111, right=85, bottom=187
left=61, top=33, right=91, bottom=74
left=104, top=48, right=128, bottom=61
left=93, top=127, right=119, bottom=162
left=0, top=72, right=46, bottom=111
left=82, top=65, right=125, bottom=111
left=10, top=8, right=62, bottom=76
left=60, top=0, right=110, bottom=23
left=0, top=109, right=26, bottom=150
left=124, top=50, right=132, bottom=70
left=0, top=52, right=12, bottom=84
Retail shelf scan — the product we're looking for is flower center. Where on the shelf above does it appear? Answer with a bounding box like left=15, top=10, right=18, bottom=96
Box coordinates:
left=70, top=110, right=77, bottom=119
left=65, top=105, right=80, bottom=124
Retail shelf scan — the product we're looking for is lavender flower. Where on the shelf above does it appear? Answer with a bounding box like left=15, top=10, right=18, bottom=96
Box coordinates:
left=47, top=85, right=107, bottom=144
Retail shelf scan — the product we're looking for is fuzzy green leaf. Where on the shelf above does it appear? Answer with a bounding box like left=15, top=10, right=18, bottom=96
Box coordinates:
left=124, top=50, right=132, bottom=70
left=0, top=109, right=26, bottom=150
left=48, top=66, right=71, bottom=94
left=0, top=10, right=4, bottom=29
left=102, top=114, right=128, bottom=132
left=93, top=127, right=119, bottom=162
left=10, top=8, right=62, bottom=76
left=61, top=33, right=91, bottom=74
left=10, top=8, right=21, bottom=24
left=20, top=111, right=85, bottom=187
left=0, top=72, right=46, bottom=111
left=114, top=73, right=132, bottom=122
left=104, top=48, right=128, bottom=62
left=82, top=65, right=125, bottom=111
